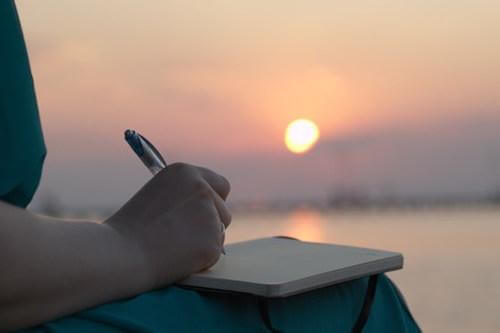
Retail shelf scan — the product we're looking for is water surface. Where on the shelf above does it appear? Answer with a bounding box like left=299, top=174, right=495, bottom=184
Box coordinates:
left=227, top=206, right=500, bottom=332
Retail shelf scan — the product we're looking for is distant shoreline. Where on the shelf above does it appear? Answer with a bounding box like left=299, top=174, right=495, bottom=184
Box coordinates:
left=34, top=196, right=500, bottom=219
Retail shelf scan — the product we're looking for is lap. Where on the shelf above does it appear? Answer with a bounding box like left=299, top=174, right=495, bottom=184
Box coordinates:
left=25, top=275, right=419, bottom=333
left=267, top=274, right=420, bottom=332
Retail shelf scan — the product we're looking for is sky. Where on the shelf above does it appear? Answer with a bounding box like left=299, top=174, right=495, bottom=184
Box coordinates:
left=14, top=0, right=500, bottom=210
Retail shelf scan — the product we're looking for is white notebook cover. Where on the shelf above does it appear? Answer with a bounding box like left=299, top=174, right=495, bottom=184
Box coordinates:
left=177, top=237, right=403, bottom=297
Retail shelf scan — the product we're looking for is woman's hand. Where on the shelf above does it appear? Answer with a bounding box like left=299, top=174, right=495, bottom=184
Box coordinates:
left=105, top=163, right=232, bottom=289
left=0, top=162, right=231, bottom=330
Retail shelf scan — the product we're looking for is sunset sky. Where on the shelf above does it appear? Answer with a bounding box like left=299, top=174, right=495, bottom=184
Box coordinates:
left=15, top=0, right=500, bottom=209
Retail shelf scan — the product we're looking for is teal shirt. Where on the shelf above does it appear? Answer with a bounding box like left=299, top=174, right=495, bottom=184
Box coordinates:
left=0, top=0, right=46, bottom=207
left=2, top=1, right=419, bottom=331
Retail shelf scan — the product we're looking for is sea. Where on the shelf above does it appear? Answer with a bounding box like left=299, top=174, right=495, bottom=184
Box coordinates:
left=227, top=205, right=500, bottom=332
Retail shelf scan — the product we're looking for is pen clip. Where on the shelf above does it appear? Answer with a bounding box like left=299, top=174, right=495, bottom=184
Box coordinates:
left=138, top=134, right=167, bottom=167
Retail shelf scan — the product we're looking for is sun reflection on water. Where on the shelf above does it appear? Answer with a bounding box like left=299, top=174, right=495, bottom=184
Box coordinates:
left=285, top=209, right=327, bottom=242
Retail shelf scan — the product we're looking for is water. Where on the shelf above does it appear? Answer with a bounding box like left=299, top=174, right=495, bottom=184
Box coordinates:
left=226, top=205, right=500, bottom=332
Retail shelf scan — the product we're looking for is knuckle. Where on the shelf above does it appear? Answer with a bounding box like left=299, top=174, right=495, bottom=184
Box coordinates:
left=221, top=176, right=231, bottom=194
left=170, top=162, right=190, bottom=172
left=194, top=183, right=212, bottom=199
left=171, top=163, right=200, bottom=177
left=192, top=179, right=208, bottom=191
left=196, top=187, right=212, bottom=200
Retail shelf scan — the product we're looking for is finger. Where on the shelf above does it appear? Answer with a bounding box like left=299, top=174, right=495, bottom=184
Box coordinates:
left=192, top=187, right=230, bottom=230
left=197, top=167, right=231, bottom=200
left=211, top=189, right=232, bottom=228
left=195, top=199, right=225, bottom=264
left=220, top=227, right=226, bottom=255
left=221, top=225, right=226, bottom=245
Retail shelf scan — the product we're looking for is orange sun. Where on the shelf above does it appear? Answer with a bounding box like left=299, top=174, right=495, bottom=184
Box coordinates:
left=284, top=119, right=320, bottom=154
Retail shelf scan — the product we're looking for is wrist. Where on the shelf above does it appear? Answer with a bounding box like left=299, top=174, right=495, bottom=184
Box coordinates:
left=100, top=222, right=156, bottom=294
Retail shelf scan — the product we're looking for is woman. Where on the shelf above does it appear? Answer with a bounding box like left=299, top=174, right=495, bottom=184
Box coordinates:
left=0, top=1, right=420, bottom=332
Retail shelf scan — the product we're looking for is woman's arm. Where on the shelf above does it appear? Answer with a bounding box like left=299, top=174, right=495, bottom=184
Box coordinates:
left=0, top=205, right=151, bottom=330
left=0, top=163, right=231, bottom=331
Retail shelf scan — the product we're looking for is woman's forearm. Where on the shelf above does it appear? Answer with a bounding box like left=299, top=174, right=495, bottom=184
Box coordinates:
left=0, top=201, right=153, bottom=331
left=0, top=164, right=231, bottom=331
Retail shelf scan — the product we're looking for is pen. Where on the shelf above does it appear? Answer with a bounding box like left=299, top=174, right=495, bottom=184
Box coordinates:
left=124, top=129, right=226, bottom=255
left=124, top=129, right=167, bottom=175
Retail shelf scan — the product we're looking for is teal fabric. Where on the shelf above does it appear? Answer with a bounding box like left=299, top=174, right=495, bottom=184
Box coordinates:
left=0, top=0, right=46, bottom=207
left=22, top=275, right=420, bottom=333
left=3, top=1, right=420, bottom=332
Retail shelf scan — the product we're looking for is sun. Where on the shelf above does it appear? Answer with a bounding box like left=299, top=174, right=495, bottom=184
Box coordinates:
left=284, top=119, right=320, bottom=154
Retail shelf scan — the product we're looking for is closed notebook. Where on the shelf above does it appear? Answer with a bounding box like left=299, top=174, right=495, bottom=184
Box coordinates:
left=177, top=237, right=403, bottom=297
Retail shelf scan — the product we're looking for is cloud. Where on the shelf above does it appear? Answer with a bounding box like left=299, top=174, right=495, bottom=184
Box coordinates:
left=313, top=133, right=379, bottom=155
left=310, top=112, right=500, bottom=198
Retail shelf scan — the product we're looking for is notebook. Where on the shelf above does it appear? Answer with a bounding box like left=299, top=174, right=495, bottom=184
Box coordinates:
left=177, top=237, right=403, bottom=297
